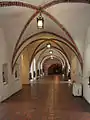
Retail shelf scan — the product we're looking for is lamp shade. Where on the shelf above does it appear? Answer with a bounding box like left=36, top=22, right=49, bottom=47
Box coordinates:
left=37, top=13, right=44, bottom=29
left=49, top=50, right=53, bottom=54
left=47, top=43, right=51, bottom=48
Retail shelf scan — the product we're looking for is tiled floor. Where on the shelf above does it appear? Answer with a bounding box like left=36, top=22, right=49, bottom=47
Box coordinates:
left=0, top=75, right=90, bottom=120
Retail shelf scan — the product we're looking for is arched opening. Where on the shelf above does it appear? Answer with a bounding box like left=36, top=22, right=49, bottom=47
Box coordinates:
left=48, top=63, right=62, bottom=75
left=12, top=32, right=83, bottom=72
left=11, top=32, right=82, bottom=84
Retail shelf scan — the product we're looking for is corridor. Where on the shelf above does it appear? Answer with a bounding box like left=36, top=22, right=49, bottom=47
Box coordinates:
left=0, top=76, right=90, bottom=120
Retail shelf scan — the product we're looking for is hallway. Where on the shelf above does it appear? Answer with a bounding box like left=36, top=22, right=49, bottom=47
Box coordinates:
left=0, top=76, right=90, bottom=120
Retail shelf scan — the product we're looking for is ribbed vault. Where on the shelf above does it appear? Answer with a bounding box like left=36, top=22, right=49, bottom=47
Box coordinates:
left=0, top=0, right=88, bottom=73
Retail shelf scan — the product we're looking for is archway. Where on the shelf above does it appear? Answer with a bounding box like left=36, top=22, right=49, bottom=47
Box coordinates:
left=48, top=63, right=62, bottom=75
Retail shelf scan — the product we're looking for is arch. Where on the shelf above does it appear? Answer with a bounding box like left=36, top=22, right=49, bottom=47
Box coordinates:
left=28, top=39, right=70, bottom=68
left=0, top=1, right=85, bottom=71
left=0, top=1, right=38, bottom=10
left=8, top=2, right=79, bottom=67
left=34, top=45, right=69, bottom=68
left=36, top=49, right=65, bottom=67
left=29, top=46, right=70, bottom=70
left=12, top=31, right=82, bottom=68
left=39, top=55, right=65, bottom=70
left=1, top=1, right=82, bottom=72
left=0, top=1, right=88, bottom=50
left=41, top=0, right=89, bottom=9
left=13, top=9, right=76, bottom=54
left=12, top=31, right=75, bottom=60
left=12, top=37, right=82, bottom=72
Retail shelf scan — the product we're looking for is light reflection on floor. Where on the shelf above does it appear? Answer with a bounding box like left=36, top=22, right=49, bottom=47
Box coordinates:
left=0, top=75, right=90, bottom=120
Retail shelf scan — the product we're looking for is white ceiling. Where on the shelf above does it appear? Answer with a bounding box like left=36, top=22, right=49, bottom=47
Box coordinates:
left=0, top=1, right=90, bottom=69
left=20, top=0, right=51, bottom=5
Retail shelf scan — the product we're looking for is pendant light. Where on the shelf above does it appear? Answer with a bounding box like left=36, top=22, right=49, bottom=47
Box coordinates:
left=37, top=12, right=44, bottom=29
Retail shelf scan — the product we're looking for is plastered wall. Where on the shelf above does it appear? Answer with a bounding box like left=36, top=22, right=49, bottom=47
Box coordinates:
left=0, top=28, right=22, bottom=102
left=71, top=55, right=82, bottom=83
left=83, top=27, right=90, bottom=103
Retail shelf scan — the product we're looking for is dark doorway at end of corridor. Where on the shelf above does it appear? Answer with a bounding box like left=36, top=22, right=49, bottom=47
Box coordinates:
left=48, top=64, right=62, bottom=75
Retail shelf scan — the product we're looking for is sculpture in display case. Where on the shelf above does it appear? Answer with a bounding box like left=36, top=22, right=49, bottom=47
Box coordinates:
left=14, top=63, right=19, bottom=80
left=2, top=63, right=8, bottom=84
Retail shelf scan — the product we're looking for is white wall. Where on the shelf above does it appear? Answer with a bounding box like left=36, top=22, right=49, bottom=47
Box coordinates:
left=21, top=49, right=30, bottom=84
left=0, top=28, right=22, bottom=102
left=71, top=55, right=82, bottom=83
left=83, top=27, right=90, bottom=103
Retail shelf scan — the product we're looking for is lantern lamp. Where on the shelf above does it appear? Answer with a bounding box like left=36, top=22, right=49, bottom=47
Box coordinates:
left=37, top=12, right=44, bottom=29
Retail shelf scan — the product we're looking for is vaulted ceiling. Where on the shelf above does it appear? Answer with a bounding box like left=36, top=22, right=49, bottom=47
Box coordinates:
left=0, top=0, right=90, bottom=72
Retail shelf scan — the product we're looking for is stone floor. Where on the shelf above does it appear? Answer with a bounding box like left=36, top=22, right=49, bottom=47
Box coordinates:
left=0, top=75, right=90, bottom=120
